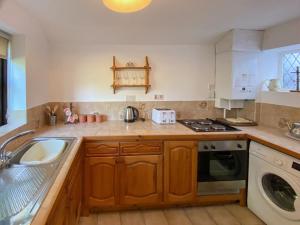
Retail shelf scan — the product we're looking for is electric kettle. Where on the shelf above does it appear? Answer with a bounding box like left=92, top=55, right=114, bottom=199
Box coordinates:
left=287, top=121, right=300, bottom=139
left=124, top=106, right=139, bottom=123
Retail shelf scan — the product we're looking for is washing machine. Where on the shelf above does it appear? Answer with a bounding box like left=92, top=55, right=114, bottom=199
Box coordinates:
left=248, top=141, right=300, bottom=225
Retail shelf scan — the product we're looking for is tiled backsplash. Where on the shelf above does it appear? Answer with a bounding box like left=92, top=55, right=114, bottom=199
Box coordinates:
left=48, top=101, right=237, bottom=122
left=238, top=101, right=300, bottom=129
left=0, top=100, right=299, bottom=147
left=45, top=101, right=300, bottom=129
left=236, top=100, right=258, bottom=121
left=0, top=104, right=47, bottom=151
left=258, top=103, right=300, bottom=129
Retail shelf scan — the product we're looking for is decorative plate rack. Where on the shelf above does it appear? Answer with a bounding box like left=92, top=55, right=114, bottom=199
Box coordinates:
left=110, top=56, right=151, bottom=94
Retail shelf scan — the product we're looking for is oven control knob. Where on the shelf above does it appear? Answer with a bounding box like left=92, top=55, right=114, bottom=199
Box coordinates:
left=204, top=145, right=209, bottom=150
left=237, top=144, right=243, bottom=149
left=211, top=145, right=216, bottom=150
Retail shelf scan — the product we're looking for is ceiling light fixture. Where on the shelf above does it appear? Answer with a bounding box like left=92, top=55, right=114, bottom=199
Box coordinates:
left=103, top=0, right=152, bottom=13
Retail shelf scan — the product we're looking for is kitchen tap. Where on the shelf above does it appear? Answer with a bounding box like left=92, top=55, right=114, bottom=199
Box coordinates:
left=0, top=130, right=35, bottom=167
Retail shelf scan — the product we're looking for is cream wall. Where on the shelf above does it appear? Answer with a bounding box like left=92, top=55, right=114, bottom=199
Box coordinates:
left=0, top=0, right=49, bottom=108
left=259, top=16, right=300, bottom=108
left=257, top=50, right=280, bottom=89
left=49, top=44, right=215, bottom=102
left=263, top=17, right=300, bottom=50
left=0, top=0, right=298, bottom=108
left=256, top=50, right=300, bottom=108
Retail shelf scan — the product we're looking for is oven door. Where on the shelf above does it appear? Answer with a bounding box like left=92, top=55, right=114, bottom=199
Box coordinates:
left=197, top=150, right=248, bottom=195
left=198, top=150, right=248, bottom=182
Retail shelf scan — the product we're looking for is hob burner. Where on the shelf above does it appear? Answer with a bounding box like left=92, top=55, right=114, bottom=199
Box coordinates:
left=178, top=119, right=239, bottom=132
left=197, top=119, right=213, bottom=125
left=191, top=124, right=211, bottom=132
left=211, top=124, right=226, bottom=131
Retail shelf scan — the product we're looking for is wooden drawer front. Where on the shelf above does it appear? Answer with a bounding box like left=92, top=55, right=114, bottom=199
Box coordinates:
left=85, top=142, right=119, bottom=156
left=120, top=141, right=162, bottom=155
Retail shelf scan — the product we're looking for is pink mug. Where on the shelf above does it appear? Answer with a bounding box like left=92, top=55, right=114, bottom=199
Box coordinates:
left=87, top=114, right=95, bottom=123
left=79, top=114, right=87, bottom=123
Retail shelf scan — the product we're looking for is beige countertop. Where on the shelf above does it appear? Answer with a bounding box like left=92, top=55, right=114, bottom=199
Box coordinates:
left=36, top=120, right=246, bottom=137
left=29, top=120, right=299, bottom=225
left=36, top=121, right=299, bottom=156
left=242, top=126, right=300, bottom=158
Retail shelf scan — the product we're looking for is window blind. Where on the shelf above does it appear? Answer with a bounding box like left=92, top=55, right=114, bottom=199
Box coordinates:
left=0, top=36, right=8, bottom=59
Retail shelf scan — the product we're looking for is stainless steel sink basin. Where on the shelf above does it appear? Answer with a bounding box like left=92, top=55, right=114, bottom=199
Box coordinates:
left=9, top=137, right=74, bottom=165
left=0, top=137, right=76, bottom=224
left=19, top=139, right=67, bottom=165
left=0, top=165, right=52, bottom=222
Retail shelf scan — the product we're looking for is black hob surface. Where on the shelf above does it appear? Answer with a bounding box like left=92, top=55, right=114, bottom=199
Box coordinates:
left=178, top=119, right=240, bottom=132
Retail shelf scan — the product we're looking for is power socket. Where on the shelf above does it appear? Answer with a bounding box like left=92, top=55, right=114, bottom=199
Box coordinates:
left=154, top=94, right=164, bottom=100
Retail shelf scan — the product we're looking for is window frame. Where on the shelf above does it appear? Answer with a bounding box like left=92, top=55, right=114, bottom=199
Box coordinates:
left=0, top=58, right=8, bottom=125
left=279, top=49, right=300, bottom=91
left=0, top=32, right=9, bottom=126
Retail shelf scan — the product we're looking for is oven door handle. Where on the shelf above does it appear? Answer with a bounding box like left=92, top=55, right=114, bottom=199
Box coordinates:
left=214, top=153, right=234, bottom=160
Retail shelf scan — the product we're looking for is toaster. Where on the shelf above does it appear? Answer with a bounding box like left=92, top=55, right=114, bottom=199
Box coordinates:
left=152, top=108, right=176, bottom=124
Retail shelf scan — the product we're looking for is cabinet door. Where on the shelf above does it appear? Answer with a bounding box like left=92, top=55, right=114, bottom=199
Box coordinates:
left=119, top=155, right=163, bottom=205
left=84, top=157, right=118, bottom=207
left=68, top=172, right=82, bottom=225
left=164, top=141, right=197, bottom=203
left=68, top=155, right=82, bottom=225
left=46, top=188, right=69, bottom=225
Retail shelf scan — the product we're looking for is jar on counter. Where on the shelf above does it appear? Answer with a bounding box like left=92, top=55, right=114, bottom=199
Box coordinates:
left=79, top=114, right=87, bottom=123
left=87, top=114, right=96, bottom=123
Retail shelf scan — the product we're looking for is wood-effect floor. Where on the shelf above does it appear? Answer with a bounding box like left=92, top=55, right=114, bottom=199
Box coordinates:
left=79, top=204, right=265, bottom=225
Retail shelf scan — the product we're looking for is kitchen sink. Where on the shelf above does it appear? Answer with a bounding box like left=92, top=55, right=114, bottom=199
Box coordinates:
left=18, top=139, right=66, bottom=165
left=8, top=137, right=73, bottom=165
left=0, top=165, right=52, bottom=222
left=0, top=137, right=76, bottom=224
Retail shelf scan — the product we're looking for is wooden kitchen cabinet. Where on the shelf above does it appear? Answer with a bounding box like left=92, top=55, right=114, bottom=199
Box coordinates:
left=84, top=140, right=163, bottom=209
left=164, top=141, right=198, bottom=203
left=46, top=147, right=83, bottom=225
left=68, top=155, right=83, bottom=225
left=84, top=157, right=118, bottom=207
left=46, top=187, right=69, bottom=225
left=119, top=155, right=163, bottom=205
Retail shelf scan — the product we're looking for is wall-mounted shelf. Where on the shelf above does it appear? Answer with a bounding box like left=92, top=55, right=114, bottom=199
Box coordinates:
left=111, top=56, right=151, bottom=94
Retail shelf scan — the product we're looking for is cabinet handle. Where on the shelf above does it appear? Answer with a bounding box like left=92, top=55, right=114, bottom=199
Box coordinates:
left=119, top=158, right=125, bottom=163
left=116, top=158, right=125, bottom=164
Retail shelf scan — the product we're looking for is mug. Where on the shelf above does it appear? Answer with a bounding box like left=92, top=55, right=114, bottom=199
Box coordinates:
left=79, top=114, right=87, bottom=123
left=87, top=114, right=96, bottom=123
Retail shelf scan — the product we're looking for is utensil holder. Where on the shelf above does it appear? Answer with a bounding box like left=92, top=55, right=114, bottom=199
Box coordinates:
left=50, top=115, right=57, bottom=126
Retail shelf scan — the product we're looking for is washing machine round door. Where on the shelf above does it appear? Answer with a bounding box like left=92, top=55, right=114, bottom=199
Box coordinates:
left=259, top=172, right=300, bottom=220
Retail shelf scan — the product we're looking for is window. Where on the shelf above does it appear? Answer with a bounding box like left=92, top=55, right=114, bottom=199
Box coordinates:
left=0, top=36, right=8, bottom=126
left=282, top=51, right=300, bottom=90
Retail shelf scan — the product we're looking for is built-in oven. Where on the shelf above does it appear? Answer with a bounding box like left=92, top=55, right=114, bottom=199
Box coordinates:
left=197, top=140, right=248, bottom=195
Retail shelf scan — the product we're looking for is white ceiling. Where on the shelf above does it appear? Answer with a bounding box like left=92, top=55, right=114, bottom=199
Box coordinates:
left=15, top=0, right=300, bottom=44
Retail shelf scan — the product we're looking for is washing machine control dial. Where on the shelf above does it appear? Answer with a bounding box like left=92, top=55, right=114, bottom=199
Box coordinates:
left=274, top=159, right=284, bottom=166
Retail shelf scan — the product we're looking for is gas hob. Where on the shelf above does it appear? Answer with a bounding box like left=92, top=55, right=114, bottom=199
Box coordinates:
left=178, top=119, right=240, bottom=132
